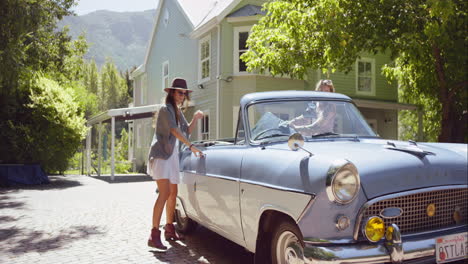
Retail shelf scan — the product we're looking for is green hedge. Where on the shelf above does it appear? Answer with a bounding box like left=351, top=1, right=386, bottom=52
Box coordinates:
left=0, top=74, right=87, bottom=173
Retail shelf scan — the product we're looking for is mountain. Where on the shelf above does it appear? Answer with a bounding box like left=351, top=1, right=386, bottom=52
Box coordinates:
left=58, top=9, right=156, bottom=70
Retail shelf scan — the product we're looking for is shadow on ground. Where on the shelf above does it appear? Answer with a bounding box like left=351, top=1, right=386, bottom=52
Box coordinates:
left=0, top=225, right=105, bottom=255
left=151, top=225, right=254, bottom=264
left=89, top=174, right=153, bottom=184
left=1, top=175, right=83, bottom=191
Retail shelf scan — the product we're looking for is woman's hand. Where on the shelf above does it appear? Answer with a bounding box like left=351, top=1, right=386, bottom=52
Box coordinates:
left=189, top=145, right=204, bottom=157
left=193, top=110, right=204, bottom=120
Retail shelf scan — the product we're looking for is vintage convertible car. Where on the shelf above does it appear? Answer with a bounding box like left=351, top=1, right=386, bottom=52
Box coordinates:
left=174, top=91, right=467, bottom=264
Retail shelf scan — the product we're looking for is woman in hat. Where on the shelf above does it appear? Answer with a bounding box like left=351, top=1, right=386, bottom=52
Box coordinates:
left=147, top=78, right=204, bottom=250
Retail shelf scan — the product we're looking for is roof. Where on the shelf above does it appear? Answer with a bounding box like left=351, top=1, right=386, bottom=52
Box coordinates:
left=87, top=104, right=161, bottom=126
left=227, top=4, right=265, bottom=17
left=132, top=0, right=260, bottom=77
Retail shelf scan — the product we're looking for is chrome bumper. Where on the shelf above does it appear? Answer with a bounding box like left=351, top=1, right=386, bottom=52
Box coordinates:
left=303, top=226, right=466, bottom=264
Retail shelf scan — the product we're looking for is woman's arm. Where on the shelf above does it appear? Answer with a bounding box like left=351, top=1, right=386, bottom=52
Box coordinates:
left=187, top=110, right=204, bottom=134
left=170, top=127, right=204, bottom=157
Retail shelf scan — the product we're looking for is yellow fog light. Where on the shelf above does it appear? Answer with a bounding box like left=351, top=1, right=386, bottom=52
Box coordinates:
left=364, top=216, right=385, bottom=242
left=385, top=226, right=394, bottom=241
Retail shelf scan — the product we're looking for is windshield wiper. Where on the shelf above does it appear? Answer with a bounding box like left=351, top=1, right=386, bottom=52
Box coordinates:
left=311, top=132, right=339, bottom=138
left=256, top=133, right=290, bottom=141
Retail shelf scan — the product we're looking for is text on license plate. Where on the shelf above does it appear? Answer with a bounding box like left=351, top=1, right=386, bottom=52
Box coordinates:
left=436, top=232, right=468, bottom=263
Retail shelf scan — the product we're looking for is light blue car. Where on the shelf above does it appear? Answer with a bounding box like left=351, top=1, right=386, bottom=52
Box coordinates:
left=175, top=91, right=467, bottom=264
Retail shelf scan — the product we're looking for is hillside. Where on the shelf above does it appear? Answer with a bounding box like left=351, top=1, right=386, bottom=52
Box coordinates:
left=58, top=9, right=156, bottom=70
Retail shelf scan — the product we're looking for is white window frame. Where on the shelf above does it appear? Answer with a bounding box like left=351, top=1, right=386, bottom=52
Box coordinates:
left=233, top=26, right=252, bottom=75
left=162, top=61, right=169, bottom=91
left=198, top=109, right=210, bottom=140
left=198, top=35, right=211, bottom=83
left=136, top=123, right=141, bottom=148
left=141, top=74, right=148, bottom=105
left=355, top=57, right=375, bottom=96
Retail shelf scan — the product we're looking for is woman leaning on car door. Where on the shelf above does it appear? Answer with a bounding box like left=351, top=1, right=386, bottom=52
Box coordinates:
left=146, top=77, right=204, bottom=250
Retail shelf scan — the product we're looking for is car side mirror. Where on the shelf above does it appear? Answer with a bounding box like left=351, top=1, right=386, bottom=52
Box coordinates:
left=288, top=133, right=304, bottom=151
left=288, top=133, right=313, bottom=156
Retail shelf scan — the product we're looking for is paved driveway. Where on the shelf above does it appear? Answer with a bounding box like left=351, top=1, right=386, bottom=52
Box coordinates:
left=0, top=175, right=254, bottom=264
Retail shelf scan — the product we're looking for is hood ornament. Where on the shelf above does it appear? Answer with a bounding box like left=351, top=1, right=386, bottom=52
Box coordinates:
left=288, top=133, right=313, bottom=157
left=385, top=141, right=435, bottom=159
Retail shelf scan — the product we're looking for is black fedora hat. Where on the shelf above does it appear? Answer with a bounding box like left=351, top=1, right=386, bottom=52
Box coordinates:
left=164, top=78, right=193, bottom=93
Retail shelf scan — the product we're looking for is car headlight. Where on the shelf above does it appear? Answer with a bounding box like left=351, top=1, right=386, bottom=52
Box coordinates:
left=326, top=160, right=360, bottom=204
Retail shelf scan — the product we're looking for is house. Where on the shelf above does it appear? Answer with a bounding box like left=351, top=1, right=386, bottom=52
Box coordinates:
left=130, top=0, right=419, bottom=171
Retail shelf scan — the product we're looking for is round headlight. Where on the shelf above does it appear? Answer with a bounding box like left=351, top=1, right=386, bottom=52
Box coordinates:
left=326, top=161, right=360, bottom=204
left=364, top=216, right=385, bottom=242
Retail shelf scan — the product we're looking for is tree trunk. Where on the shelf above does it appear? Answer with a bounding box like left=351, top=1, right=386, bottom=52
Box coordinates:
left=432, top=44, right=466, bottom=143
left=438, top=102, right=466, bottom=143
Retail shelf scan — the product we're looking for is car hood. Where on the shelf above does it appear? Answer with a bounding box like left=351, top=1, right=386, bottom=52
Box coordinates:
left=284, top=138, right=467, bottom=199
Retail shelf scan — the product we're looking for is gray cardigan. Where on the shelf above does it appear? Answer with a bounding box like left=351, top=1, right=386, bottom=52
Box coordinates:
left=148, top=103, right=189, bottom=160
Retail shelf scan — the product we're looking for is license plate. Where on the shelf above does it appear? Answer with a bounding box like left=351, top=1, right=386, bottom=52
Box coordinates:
left=436, top=232, right=468, bottom=263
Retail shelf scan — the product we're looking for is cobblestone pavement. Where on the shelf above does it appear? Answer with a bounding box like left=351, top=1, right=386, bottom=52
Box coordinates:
left=0, top=175, right=254, bottom=264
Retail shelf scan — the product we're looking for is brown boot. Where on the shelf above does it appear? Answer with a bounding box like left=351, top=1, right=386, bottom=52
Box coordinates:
left=164, top=223, right=184, bottom=241
left=148, top=228, right=167, bottom=250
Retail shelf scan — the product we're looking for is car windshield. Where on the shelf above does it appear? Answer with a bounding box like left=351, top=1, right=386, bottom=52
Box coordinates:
left=247, top=100, right=377, bottom=143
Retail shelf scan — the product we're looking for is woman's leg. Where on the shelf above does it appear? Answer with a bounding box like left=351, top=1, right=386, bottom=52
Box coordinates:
left=153, top=179, right=170, bottom=228
left=148, top=179, right=170, bottom=249
left=165, top=183, right=178, bottom=224
left=164, top=183, right=184, bottom=241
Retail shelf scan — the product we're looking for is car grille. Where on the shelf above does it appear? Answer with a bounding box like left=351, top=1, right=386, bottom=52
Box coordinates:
left=358, top=188, right=468, bottom=239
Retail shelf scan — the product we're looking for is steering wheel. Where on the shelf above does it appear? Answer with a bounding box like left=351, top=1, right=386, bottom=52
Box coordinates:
left=253, top=128, right=283, bottom=141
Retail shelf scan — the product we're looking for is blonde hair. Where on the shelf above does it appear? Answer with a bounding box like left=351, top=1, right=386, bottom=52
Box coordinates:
left=315, top=79, right=335, bottom=93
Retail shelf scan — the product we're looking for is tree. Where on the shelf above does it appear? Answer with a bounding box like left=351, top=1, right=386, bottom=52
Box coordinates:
left=100, top=58, right=129, bottom=110
left=243, top=0, right=467, bottom=142
left=0, top=0, right=90, bottom=172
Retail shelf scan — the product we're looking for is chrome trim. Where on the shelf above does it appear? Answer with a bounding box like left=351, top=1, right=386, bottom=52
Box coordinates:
left=336, top=215, right=351, bottom=231
left=239, top=178, right=315, bottom=196
left=353, top=185, right=468, bottom=240
left=325, top=159, right=361, bottom=204
left=303, top=237, right=355, bottom=245
left=380, top=207, right=403, bottom=219
left=186, top=170, right=314, bottom=195
left=297, top=195, right=316, bottom=223
left=385, top=224, right=403, bottom=264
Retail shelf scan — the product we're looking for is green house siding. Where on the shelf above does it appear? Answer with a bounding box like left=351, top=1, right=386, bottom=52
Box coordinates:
left=312, top=52, right=397, bottom=102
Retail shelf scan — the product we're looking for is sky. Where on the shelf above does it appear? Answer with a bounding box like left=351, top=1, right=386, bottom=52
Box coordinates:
left=72, top=0, right=159, bottom=15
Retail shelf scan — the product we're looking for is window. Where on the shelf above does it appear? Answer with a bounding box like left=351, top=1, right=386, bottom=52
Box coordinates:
left=198, top=110, right=210, bottom=140
left=162, top=61, right=169, bottom=90
left=234, top=26, right=251, bottom=74
left=199, top=35, right=210, bottom=82
left=356, top=58, right=375, bottom=95
left=234, top=107, right=245, bottom=144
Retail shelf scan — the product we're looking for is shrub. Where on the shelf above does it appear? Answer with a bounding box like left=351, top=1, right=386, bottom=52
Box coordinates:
left=23, top=74, right=87, bottom=172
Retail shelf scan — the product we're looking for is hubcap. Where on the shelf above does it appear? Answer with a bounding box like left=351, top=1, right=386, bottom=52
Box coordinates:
left=276, top=231, right=304, bottom=264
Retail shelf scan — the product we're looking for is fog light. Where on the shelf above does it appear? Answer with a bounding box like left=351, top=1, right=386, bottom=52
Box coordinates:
left=336, top=215, right=350, bottom=230
left=385, top=225, right=394, bottom=241
left=364, top=216, right=385, bottom=242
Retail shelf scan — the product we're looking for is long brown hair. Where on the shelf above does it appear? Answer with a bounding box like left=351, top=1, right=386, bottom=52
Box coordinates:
left=164, top=89, right=191, bottom=125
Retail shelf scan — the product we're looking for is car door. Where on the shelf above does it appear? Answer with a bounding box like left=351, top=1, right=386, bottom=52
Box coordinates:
left=189, top=145, right=246, bottom=247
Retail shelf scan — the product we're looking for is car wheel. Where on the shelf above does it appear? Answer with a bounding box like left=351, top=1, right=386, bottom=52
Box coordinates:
left=174, top=208, right=197, bottom=234
left=271, top=220, right=305, bottom=264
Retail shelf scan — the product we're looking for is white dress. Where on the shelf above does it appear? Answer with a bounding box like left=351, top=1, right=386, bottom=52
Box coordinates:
left=147, top=140, right=180, bottom=184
